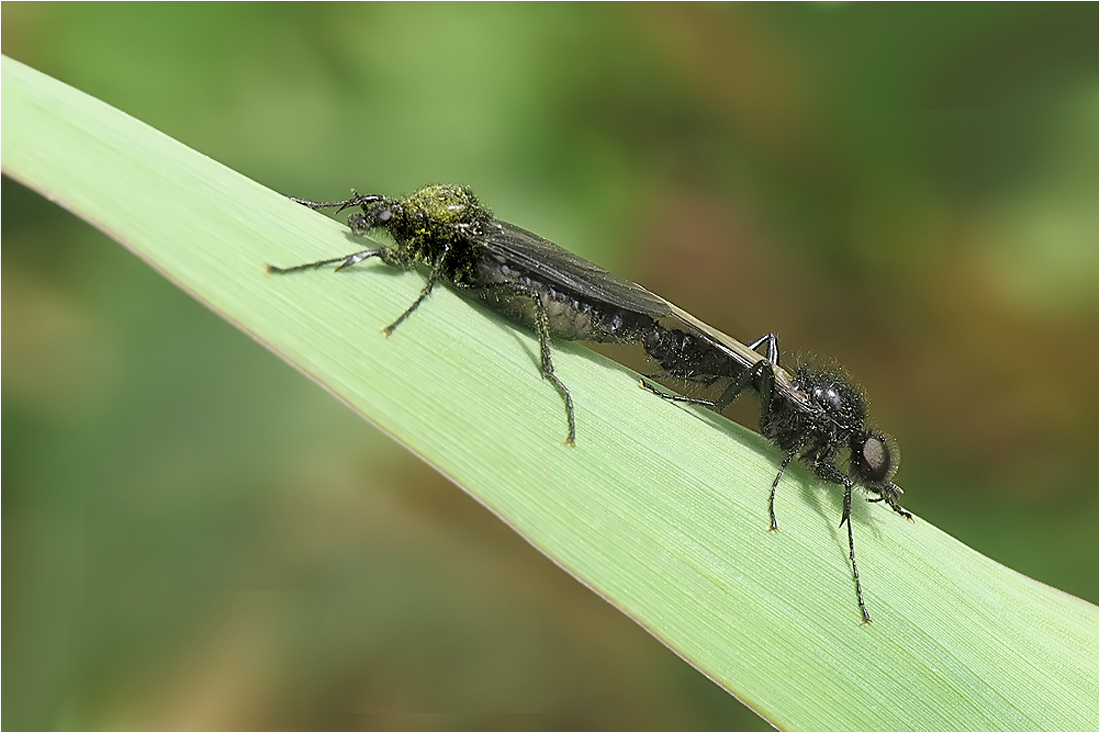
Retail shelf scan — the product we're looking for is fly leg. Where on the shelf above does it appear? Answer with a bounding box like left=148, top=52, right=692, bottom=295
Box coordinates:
left=732, top=350, right=795, bottom=532
left=534, top=295, right=576, bottom=445
left=382, top=264, right=445, bottom=336
left=377, top=242, right=456, bottom=336
left=707, top=333, right=780, bottom=412
left=768, top=452, right=795, bottom=532
left=266, top=240, right=441, bottom=339
left=731, top=339, right=807, bottom=536
left=288, top=189, right=385, bottom=214
left=839, top=476, right=872, bottom=624
left=637, top=379, right=720, bottom=406
left=639, top=339, right=763, bottom=409
left=812, top=458, right=873, bottom=623
left=266, top=249, right=384, bottom=275
left=477, top=282, right=576, bottom=445
left=868, top=486, right=915, bottom=522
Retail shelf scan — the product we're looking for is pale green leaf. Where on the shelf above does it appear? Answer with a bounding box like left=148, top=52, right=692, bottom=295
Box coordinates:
left=4, top=55, right=1096, bottom=731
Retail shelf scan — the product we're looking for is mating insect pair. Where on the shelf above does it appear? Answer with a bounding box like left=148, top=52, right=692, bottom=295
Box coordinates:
left=267, top=184, right=913, bottom=622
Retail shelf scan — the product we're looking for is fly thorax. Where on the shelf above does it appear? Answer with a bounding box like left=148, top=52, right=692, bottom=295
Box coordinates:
left=379, top=185, right=492, bottom=272
left=797, top=367, right=867, bottom=431
left=402, top=184, right=493, bottom=228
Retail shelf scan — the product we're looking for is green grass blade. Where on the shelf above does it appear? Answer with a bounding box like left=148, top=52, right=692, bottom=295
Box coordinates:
left=4, top=55, right=1096, bottom=731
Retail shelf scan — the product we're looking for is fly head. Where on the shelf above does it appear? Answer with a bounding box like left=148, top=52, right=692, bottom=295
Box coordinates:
left=346, top=195, right=402, bottom=235
left=849, top=429, right=898, bottom=484
left=849, top=429, right=911, bottom=520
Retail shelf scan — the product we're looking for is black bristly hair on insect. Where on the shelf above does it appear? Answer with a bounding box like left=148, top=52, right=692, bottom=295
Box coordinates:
left=639, top=329, right=913, bottom=623
left=267, top=183, right=913, bottom=622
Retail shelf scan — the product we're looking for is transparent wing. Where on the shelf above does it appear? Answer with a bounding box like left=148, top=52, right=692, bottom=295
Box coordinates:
left=479, top=219, right=799, bottom=392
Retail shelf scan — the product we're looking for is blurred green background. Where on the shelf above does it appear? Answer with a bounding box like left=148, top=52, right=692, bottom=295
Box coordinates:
left=3, top=3, right=1096, bottom=730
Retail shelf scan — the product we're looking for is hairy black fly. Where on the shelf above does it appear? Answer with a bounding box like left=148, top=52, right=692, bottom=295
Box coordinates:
left=267, top=183, right=912, bottom=622
left=269, top=184, right=674, bottom=444
left=641, top=325, right=912, bottom=622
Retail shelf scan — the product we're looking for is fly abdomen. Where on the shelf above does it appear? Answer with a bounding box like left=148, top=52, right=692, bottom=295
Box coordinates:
left=644, top=324, right=749, bottom=384
left=472, top=279, right=594, bottom=341
left=477, top=281, right=658, bottom=344
left=470, top=258, right=655, bottom=344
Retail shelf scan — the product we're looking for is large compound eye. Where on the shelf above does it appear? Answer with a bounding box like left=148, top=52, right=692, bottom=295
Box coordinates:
left=851, top=432, right=898, bottom=485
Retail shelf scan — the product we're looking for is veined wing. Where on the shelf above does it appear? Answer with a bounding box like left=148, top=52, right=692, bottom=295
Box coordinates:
left=663, top=303, right=798, bottom=393
left=477, top=220, right=675, bottom=319
left=481, top=219, right=801, bottom=396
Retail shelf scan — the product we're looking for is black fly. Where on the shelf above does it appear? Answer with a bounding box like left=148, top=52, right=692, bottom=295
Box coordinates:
left=267, top=183, right=912, bottom=622
left=269, top=184, right=674, bottom=445
left=640, top=322, right=913, bottom=623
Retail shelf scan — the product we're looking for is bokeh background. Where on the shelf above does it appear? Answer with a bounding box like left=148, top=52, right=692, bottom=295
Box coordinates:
left=3, top=4, right=1096, bottom=730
